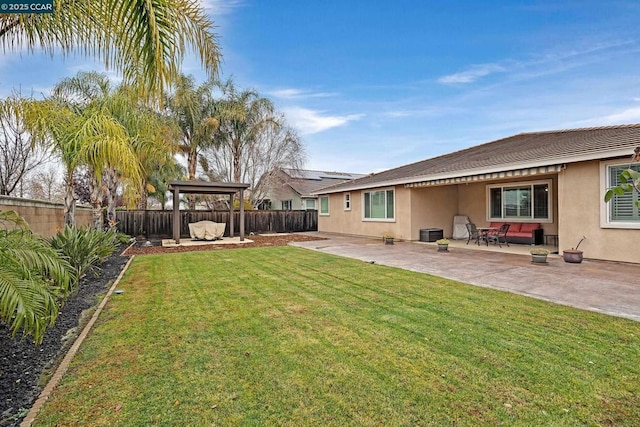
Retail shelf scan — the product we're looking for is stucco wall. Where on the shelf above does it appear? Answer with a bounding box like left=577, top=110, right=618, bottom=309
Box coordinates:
left=409, top=185, right=458, bottom=239
left=317, top=186, right=413, bottom=240
left=456, top=182, right=487, bottom=227
left=558, top=160, right=639, bottom=264
left=0, top=195, right=92, bottom=237
left=319, top=177, right=562, bottom=242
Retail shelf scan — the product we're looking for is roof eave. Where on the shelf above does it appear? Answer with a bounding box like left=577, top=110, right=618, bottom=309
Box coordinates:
left=312, top=147, right=634, bottom=195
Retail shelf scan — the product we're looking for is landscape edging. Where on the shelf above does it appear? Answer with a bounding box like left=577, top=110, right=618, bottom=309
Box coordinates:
left=19, top=255, right=136, bottom=427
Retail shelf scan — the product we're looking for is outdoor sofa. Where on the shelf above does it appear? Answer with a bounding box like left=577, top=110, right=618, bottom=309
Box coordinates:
left=488, top=222, right=543, bottom=245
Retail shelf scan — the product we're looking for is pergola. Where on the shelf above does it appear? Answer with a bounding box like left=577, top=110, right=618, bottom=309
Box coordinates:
left=168, top=181, right=250, bottom=244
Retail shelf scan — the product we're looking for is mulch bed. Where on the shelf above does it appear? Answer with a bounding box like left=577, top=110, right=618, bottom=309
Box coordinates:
left=0, top=249, right=129, bottom=427
left=0, top=233, right=324, bottom=426
left=124, top=233, right=325, bottom=256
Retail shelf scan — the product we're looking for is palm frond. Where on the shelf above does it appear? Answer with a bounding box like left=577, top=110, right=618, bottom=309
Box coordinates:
left=1, top=0, right=220, bottom=100
left=0, top=271, right=58, bottom=344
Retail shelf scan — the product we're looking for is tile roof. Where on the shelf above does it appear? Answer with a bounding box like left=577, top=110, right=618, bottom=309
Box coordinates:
left=315, top=124, right=640, bottom=194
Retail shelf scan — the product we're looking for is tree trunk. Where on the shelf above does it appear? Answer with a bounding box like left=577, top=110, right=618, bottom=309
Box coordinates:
left=63, top=168, right=76, bottom=226
left=137, top=186, right=148, bottom=210
left=187, top=148, right=197, bottom=209
left=232, top=138, right=241, bottom=183
left=89, top=171, right=104, bottom=230
left=105, top=168, right=118, bottom=227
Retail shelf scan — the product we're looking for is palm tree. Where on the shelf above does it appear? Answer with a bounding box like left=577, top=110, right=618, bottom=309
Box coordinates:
left=215, top=80, right=279, bottom=183
left=98, top=84, right=179, bottom=215
left=147, top=160, right=186, bottom=209
left=24, top=97, right=83, bottom=225
left=0, top=0, right=220, bottom=101
left=25, top=71, right=175, bottom=228
left=164, top=74, right=223, bottom=209
left=0, top=210, right=73, bottom=344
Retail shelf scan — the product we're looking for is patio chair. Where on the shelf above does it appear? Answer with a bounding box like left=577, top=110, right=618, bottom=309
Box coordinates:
left=487, top=223, right=510, bottom=247
left=465, top=223, right=481, bottom=245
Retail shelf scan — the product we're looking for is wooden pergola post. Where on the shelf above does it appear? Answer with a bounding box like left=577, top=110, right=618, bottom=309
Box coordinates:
left=229, top=193, right=234, bottom=238
left=239, top=188, right=245, bottom=240
left=168, top=181, right=250, bottom=244
left=173, top=186, right=180, bottom=244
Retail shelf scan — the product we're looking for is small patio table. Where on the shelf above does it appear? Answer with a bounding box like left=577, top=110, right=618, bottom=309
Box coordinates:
left=476, top=227, right=497, bottom=246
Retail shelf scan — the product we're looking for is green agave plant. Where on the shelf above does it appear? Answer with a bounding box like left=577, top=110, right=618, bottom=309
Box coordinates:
left=48, top=225, right=120, bottom=281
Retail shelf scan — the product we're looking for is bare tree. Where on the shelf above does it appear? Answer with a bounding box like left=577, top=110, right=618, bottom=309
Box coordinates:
left=202, top=111, right=305, bottom=207
left=0, top=94, right=50, bottom=196
left=26, top=166, right=65, bottom=201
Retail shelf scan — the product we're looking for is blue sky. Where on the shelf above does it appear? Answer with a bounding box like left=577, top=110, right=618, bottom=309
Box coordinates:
left=3, top=1, right=640, bottom=173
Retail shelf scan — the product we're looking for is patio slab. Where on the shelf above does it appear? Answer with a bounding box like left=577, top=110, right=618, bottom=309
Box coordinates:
left=291, top=233, right=640, bottom=322
left=162, top=237, right=253, bottom=247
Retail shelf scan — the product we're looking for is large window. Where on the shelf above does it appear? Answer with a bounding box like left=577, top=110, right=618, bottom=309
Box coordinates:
left=319, top=196, right=329, bottom=215
left=363, top=189, right=394, bottom=220
left=305, top=199, right=316, bottom=210
left=281, top=200, right=292, bottom=210
left=488, top=181, right=551, bottom=221
left=607, top=163, right=640, bottom=223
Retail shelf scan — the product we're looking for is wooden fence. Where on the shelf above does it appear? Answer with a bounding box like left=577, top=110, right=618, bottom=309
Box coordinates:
left=115, top=210, right=318, bottom=238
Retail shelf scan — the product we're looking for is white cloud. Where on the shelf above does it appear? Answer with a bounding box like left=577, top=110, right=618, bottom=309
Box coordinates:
left=269, top=88, right=338, bottom=99
left=598, top=107, right=640, bottom=124
left=383, top=106, right=464, bottom=118
left=200, top=0, right=244, bottom=14
left=438, top=64, right=505, bottom=84
left=284, top=107, right=364, bottom=135
left=437, top=40, right=639, bottom=87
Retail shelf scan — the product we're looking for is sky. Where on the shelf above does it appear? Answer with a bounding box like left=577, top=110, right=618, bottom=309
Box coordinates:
left=3, top=0, right=640, bottom=174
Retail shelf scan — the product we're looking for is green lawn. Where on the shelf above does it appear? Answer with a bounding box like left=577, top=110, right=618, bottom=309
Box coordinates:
left=35, top=246, right=640, bottom=426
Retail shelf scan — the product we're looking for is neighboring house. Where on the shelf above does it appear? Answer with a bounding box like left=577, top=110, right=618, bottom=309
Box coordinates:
left=259, top=169, right=365, bottom=211
left=312, top=125, right=640, bottom=264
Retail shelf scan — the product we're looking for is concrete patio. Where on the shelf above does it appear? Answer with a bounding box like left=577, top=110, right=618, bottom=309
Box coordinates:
left=291, top=233, right=640, bottom=322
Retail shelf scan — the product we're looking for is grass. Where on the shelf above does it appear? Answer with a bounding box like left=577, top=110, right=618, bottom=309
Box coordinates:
left=35, top=246, right=640, bottom=426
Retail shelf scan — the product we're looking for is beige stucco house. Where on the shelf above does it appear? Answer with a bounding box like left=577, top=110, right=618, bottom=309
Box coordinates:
left=258, top=169, right=365, bottom=211
left=313, top=125, right=640, bottom=264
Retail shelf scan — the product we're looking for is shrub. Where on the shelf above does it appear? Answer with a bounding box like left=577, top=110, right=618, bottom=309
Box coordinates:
left=530, top=248, right=550, bottom=255
left=1, top=210, right=73, bottom=343
left=49, top=226, right=120, bottom=282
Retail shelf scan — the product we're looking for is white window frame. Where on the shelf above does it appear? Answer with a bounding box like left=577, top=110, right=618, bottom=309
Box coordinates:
left=486, top=179, right=553, bottom=222
left=362, top=187, right=395, bottom=222
left=319, top=195, right=330, bottom=216
left=344, top=193, right=351, bottom=211
left=281, top=200, right=292, bottom=210
left=600, top=160, right=640, bottom=229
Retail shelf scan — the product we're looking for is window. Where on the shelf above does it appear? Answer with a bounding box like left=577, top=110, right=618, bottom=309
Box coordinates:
left=488, top=181, right=551, bottom=221
left=607, top=163, right=640, bottom=223
left=281, top=200, right=292, bottom=210
left=344, top=193, right=351, bottom=210
left=319, top=196, right=329, bottom=215
left=305, top=199, right=316, bottom=210
left=363, top=189, right=394, bottom=220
